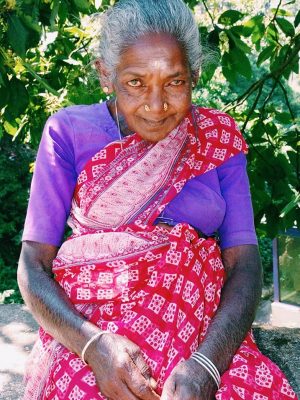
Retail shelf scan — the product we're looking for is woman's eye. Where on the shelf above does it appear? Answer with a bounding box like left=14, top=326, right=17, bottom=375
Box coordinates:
left=127, top=79, right=142, bottom=87
left=170, top=80, right=184, bottom=86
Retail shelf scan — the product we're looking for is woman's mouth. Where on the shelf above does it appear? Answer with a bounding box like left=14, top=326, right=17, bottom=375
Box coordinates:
left=141, top=117, right=167, bottom=128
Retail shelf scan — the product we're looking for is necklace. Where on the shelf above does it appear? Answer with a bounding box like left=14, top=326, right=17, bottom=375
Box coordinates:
left=114, top=98, right=122, bottom=142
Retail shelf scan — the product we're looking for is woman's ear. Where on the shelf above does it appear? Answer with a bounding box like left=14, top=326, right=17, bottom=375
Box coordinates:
left=94, top=59, right=114, bottom=94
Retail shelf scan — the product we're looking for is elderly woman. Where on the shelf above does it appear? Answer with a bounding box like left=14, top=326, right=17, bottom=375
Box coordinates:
left=18, top=1, right=297, bottom=399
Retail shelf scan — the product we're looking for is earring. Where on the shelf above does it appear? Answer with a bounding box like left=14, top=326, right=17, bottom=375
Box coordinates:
left=163, top=102, right=168, bottom=112
left=144, top=104, right=150, bottom=112
left=103, top=86, right=109, bottom=94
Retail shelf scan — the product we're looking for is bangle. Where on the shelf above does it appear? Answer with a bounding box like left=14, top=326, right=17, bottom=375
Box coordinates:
left=81, top=331, right=108, bottom=365
left=190, top=352, right=221, bottom=389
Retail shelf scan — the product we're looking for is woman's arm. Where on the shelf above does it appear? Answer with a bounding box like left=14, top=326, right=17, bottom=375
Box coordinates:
left=161, top=244, right=262, bottom=400
left=18, top=241, right=97, bottom=352
left=18, top=241, right=159, bottom=400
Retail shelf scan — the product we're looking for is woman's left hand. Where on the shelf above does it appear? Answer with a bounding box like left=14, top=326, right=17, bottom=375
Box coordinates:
left=160, top=358, right=218, bottom=400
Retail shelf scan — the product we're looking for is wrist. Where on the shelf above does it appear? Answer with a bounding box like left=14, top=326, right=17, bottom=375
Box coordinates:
left=81, top=329, right=109, bottom=365
left=70, top=320, right=100, bottom=358
left=190, top=352, right=221, bottom=390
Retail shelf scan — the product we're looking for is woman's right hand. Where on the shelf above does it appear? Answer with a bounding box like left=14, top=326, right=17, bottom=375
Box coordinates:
left=86, top=332, right=160, bottom=400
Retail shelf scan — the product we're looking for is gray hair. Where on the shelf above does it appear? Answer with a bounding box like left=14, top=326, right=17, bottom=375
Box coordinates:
left=96, top=0, right=201, bottom=80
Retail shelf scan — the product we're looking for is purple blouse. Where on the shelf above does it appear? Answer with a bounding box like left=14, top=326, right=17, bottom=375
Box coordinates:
left=22, top=102, right=257, bottom=250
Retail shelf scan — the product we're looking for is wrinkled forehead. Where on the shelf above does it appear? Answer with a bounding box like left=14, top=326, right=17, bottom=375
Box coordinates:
left=116, top=32, right=190, bottom=75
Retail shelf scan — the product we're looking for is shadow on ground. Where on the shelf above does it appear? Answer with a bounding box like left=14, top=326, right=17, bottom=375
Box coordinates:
left=0, top=304, right=38, bottom=400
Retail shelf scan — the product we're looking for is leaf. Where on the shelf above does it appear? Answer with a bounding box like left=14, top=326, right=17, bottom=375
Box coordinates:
left=291, top=59, right=299, bottom=74
left=243, top=16, right=264, bottom=36
left=229, top=47, right=252, bottom=79
left=20, top=14, right=42, bottom=34
left=7, top=13, right=29, bottom=57
left=257, top=45, right=276, bottom=66
left=280, top=193, right=300, bottom=217
left=207, top=29, right=220, bottom=46
left=270, top=8, right=292, bottom=16
left=295, top=10, right=300, bottom=27
left=265, top=122, right=278, bottom=137
left=275, top=112, right=292, bottom=124
left=221, top=52, right=238, bottom=84
left=200, top=62, right=218, bottom=85
left=58, top=2, right=68, bottom=25
left=252, top=188, right=272, bottom=214
left=264, top=205, right=280, bottom=238
left=226, top=29, right=251, bottom=53
left=7, top=78, right=29, bottom=118
left=4, top=121, right=17, bottom=136
left=252, top=24, right=266, bottom=44
left=266, top=23, right=278, bottom=43
left=0, top=84, right=10, bottom=109
left=243, top=15, right=264, bottom=28
left=50, top=0, right=60, bottom=30
left=72, top=0, right=90, bottom=13
left=276, top=17, right=295, bottom=37
left=218, top=10, right=244, bottom=26
left=251, top=122, right=269, bottom=144
left=230, top=26, right=245, bottom=36
left=65, top=26, right=88, bottom=39
left=270, top=45, right=289, bottom=75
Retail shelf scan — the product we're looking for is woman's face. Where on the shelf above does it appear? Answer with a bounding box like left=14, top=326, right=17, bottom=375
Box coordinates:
left=112, top=33, right=193, bottom=142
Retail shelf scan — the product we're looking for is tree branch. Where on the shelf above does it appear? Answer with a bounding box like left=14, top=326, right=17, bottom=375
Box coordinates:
left=241, top=83, right=264, bottom=134
left=22, top=61, right=60, bottom=97
left=278, top=80, right=297, bottom=123
left=224, top=34, right=300, bottom=112
left=202, top=0, right=216, bottom=28
left=272, top=0, right=283, bottom=22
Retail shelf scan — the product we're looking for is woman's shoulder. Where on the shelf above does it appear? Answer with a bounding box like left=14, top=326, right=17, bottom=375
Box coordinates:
left=44, top=101, right=117, bottom=142
left=190, top=105, right=248, bottom=161
left=192, top=105, right=241, bottom=132
left=52, top=102, right=107, bottom=126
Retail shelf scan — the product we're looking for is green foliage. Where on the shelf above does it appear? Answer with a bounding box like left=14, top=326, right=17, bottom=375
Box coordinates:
left=0, top=0, right=299, bottom=301
left=0, top=135, right=34, bottom=303
left=194, top=1, right=300, bottom=238
left=258, top=237, right=273, bottom=286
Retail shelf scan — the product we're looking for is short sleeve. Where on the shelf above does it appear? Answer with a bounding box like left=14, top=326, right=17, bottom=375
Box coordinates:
left=217, top=152, right=258, bottom=250
left=22, top=110, right=77, bottom=246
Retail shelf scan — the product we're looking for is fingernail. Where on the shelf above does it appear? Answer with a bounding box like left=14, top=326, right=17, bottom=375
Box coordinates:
left=149, top=377, right=157, bottom=389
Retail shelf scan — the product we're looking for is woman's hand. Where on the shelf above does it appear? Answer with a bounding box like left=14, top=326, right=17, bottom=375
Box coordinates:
left=160, top=359, right=217, bottom=400
left=86, top=332, right=160, bottom=400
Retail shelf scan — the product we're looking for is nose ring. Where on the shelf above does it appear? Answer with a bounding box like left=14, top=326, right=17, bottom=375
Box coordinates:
left=144, top=103, right=168, bottom=112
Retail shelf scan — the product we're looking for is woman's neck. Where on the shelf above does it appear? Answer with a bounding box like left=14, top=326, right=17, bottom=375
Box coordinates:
left=107, top=98, right=134, bottom=137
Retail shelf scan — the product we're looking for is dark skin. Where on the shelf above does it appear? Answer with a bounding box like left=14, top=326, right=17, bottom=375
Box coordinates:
left=18, top=33, right=262, bottom=399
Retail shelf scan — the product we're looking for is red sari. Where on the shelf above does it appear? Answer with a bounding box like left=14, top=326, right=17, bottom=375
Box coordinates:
left=24, top=106, right=297, bottom=400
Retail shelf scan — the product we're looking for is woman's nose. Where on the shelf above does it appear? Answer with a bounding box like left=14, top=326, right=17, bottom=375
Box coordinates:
left=146, top=86, right=165, bottom=113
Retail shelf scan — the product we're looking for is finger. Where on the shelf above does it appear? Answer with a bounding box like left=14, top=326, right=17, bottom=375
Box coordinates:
left=124, top=359, right=160, bottom=400
left=104, top=381, right=151, bottom=400
left=133, top=352, right=152, bottom=378
left=160, top=376, right=176, bottom=400
left=133, top=352, right=158, bottom=389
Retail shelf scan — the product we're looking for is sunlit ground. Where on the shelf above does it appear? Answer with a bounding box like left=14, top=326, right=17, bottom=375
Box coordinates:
left=0, top=305, right=38, bottom=399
